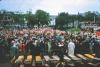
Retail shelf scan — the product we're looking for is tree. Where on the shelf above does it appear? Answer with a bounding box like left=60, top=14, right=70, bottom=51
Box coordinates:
left=55, top=12, right=69, bottom=29
left=0, top=10, right=15, bottom=28
left=13, top=14, right=24, bottom=25
left=26, top=11, right=37, bottom=28
left=77, top=13, right=84, bottom=22
left=35, top=10, right=50, bottom=27
left=84, top=11, right=98, bottom=21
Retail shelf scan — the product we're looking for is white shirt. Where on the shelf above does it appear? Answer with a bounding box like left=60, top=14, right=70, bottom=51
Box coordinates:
left=68, top=42, right=75, bottom=49
left=68, top=41, right=75, bottom=57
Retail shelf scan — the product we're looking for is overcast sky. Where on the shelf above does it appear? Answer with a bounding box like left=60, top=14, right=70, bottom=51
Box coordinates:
left=0, top=0, right=100, bottom=15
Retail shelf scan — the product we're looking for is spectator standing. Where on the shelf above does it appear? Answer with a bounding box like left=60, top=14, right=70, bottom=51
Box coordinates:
left=68, top=39, right=75, bottom=57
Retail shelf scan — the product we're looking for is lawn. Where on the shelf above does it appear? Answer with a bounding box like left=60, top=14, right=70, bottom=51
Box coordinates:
left=66, top=28, right=81, bottom=33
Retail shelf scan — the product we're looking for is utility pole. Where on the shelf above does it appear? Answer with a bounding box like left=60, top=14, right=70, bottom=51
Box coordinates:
left=94, top=16, right=95, bottom=23
left=77, top=12, right=80, bottom=28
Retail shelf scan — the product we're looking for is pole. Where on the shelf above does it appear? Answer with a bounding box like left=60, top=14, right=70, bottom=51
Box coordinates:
left=94, top=16, right=95, bottom=23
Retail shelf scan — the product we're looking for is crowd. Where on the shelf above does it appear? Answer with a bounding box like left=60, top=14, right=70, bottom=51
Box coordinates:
left=0, top=27, right=100, bottom=60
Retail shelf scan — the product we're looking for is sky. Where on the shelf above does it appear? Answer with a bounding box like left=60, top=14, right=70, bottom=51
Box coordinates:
left=0, top=0, right=100, bottom=15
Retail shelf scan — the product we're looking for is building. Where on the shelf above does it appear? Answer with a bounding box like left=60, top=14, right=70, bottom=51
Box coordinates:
left=49, top=15, right=56, bottom=26
left=80, top=21, right=100, bottom=30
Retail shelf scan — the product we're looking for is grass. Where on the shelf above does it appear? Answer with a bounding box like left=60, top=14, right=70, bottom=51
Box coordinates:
left=66, top=28, right=81, bottom=33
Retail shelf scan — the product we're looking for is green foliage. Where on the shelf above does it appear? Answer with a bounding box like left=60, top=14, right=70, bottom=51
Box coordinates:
left=55, top=12, right=78, bottom=30
left=26, top=11, right=37, bottom=27
left=35, top=10, right=50, bottom=26
left=84, top=11, right=98, bottom=21
left=0, top=10, right=100, bottom=29
left=55, top=12, right=69, bottom=29
left=25, top=10, right=50, bottom=27
left=67, top=28, right=81, bottom=33
left=55, top=11, right=100, bottom=30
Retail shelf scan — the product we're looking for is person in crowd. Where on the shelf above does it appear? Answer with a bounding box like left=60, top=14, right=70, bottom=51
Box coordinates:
left=94, top=38, right=100, bottom=58
left=58, top=40, right=65, bottom=61
left=0, top=36, right=8, bottom=58
left=10, top=40, right=19, bottom=58
left=0, top=27, right=98, bottom=60
left=19, top=40, right=26, bottom=54
left=39, top=41, right=45, bottom=55
left=68, top=39, right=75, bottom=57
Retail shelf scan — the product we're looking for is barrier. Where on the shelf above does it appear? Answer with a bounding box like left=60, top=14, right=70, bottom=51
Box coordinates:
left=11, top=54, right=100, bottom=67
left=84, top=54, right=95, bottom=59
left=11, top=55, right=24, bottom=67
left=77, top=54, right=100, bottom=67
left=24, top=55, right=32, bottom=67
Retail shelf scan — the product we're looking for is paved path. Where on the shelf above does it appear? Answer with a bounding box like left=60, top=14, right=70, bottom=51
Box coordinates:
left=0, top=63, right=11, bottom=67
left=0, top=56, right=11, bottom=67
